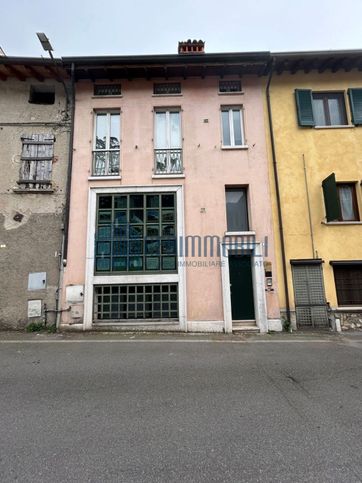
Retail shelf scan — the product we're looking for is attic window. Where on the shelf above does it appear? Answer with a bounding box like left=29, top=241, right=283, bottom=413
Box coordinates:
left=154, top=83, right=181, bottom=95
left=94, top=84, right=122, bottom=96
left=29, top=85, right=55, bottom=105
left=219, top=80, right=242, bottom=93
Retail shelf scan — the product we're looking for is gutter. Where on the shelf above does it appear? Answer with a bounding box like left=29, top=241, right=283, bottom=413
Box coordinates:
left=266, top=59, right=291, bottom=324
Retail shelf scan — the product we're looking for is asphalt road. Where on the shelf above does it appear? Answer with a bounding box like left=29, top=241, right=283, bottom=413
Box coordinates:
left=0, top=333, right=361, bottom=483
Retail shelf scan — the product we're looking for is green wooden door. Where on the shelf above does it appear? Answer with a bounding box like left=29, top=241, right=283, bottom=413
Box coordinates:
left=229, top=255, right=255, bottom=320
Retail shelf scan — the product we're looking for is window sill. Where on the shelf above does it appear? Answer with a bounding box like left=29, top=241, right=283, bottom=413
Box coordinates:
left=88, top=176, right=122, bottom=180
left=152, top=174, right=185, bottom=179
left=221, top=145, right=248, bottom=150
left=92, top=95, right=123, bottom=99
left=225, top=231, right=255, bottom=236
left=152, top=94, right=183, bottom=98
left=314, top=125, right=355, bottom=130
left=334, top=306, right=362, bottom=312
left=322, top=221, right=362, bottom=225
left=13, top=187, right=54, bottom=194
left=218, top=91, right=244, bottom=96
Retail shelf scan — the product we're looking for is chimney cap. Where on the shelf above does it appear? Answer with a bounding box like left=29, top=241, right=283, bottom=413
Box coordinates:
left=178, top=39, right=205, bottom=54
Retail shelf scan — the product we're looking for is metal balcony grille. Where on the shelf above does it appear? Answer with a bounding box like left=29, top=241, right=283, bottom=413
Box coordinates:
left=154, top=149, right=183, bottom=175
left=153, top=83, right=181, bottom=95
left=219, top=80, right=242, bottom=93
left=94, top=84, right=121, bottom=96
left=92, top=150, right=120, bottom=176
left=94, top=283, right=179, bottom=321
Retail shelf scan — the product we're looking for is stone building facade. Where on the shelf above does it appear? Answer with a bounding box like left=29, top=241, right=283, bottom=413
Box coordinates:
left=0, top=57, right=70, bottom=328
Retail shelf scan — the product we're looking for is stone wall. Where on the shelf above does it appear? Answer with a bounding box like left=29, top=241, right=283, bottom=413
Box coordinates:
left=0, top=78, right=70, bottom=329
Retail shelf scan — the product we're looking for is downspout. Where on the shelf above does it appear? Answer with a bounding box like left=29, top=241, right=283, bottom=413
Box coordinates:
left=56, top=62, right=75, bottom=328
left=62, top=62, right=75, bottom=264
left=266, top=59, right=291, bottom=324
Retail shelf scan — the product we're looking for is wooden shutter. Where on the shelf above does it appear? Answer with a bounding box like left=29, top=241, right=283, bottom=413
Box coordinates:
left=295, top=89, right=315, bottom=127
left=348, top=88, right=362, bottom=126
left=322, top=173, right=341, bottom=222
left=20, top=133, right=54, bottom=184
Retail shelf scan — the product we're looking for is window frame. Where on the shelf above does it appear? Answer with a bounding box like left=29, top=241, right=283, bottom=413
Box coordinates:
left=225, top=187, right=250, bottom=232
left=95, top=192, right=178, bottom=275
left=333, top=264, right=362, bottom=306
left=220, top=106, right=245, bottom=148
left=153, top=107, right=182, bottom=150
left=312, top=91, right=348, bottom=127
left=93, top=84, right=122, bottom=97
left=336, top=182, right=360, bottom=222
left=17, top=133, right=55, bottom=190
left=92, top=110, right=121, bottom=176
left=153, top=83, right=182, bottom=96
left=94, top=283, right=179, bottom=321
left=219, top=80, right=242, bottom=94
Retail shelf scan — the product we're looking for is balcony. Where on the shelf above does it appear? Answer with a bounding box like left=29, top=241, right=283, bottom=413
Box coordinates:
left=154, top=149, right=183, bottom=175
left=92, top=150, right=120, bottom=177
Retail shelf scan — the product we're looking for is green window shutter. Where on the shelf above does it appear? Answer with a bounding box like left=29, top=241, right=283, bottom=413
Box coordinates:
left=322, top=173, right=341, bottom=222
left=295, top=89, right=315, bottom=127
left=348, top=88, right=362, bottom=125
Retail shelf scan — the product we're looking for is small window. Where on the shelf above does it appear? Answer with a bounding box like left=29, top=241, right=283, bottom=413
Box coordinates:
left=18, top=134, right=55, bottom=189
left=154, top=83, right=181, bottom=95
left=225, top=188, right=249, bottom=231
left=221, top=107, right=245, bottom=147
left=94, top=84, right=121, bottom=96
left=337, top=183, right=359, bottom=221
left=312, top=92, right=347, bottom=126
left=93, top=112, right=120, bottom=176
left=333, top=264, right=362, bottom=306
left=219, top=80, right=242, bottom=93
left=29, top=85, right=55, bottom=105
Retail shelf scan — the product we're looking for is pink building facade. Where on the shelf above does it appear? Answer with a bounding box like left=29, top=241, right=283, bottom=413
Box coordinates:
left=61, top=45, right=281, bottom=333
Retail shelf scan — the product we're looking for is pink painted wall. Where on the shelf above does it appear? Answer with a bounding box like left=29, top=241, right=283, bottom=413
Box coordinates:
left=62, top=76, right=280, bottom=323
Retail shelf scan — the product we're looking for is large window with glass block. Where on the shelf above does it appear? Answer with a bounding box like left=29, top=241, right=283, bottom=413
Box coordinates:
left=95, top=193, right=177, bottom=273
left=94, top=283, right=179, bottom=320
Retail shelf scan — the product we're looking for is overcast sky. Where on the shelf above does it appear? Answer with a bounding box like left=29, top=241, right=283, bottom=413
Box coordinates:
left=1, top=0, right=362, bottom=57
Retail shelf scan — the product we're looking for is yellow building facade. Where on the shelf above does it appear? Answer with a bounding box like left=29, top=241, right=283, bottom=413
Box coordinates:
left=267, top=52, right=362, bottom=330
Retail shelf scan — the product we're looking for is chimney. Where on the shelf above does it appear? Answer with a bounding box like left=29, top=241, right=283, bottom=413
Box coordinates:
left=178, top=39, right=205, bottom=55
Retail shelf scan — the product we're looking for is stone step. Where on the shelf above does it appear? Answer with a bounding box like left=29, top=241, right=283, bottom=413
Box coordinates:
left=232, top=326, right=260, bottom=333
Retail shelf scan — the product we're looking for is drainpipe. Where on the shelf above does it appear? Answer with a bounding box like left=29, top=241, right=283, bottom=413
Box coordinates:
left=266, top=59, right=291, bottom=324
left=62, top=62, right=75, bottom=264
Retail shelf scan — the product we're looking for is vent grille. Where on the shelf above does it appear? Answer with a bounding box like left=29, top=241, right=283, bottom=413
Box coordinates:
left=219, top=80, right=242, bottom=93
left=154, top=83, right=181, bottom=95
left=94, top=84, right=122, bottom=96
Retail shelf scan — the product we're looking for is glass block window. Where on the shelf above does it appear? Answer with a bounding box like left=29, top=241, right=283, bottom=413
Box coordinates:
left=95, top=193, right=177, bottom=273
left=94, top=283, right=179, bottom=320
left=153, top=83, right=181, bottom=95
left=94, top=84, right=122, bottom=96
left=219, top=80, right=242, bottom=93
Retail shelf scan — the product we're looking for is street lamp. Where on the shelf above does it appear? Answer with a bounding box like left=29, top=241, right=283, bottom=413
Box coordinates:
left=36, top=32, right=54, bottom=59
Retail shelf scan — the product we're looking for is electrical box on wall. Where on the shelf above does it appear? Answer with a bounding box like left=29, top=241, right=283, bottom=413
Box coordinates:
left=28, top=272, right=46, bottom=291
left=66, top=285, right=84, bottom=304
left=28, top=300, right=42, bottom=318
left=70, top=304, right=84, bottom=319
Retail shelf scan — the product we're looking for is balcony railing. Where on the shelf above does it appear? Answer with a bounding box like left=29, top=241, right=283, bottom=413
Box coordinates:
left=154, top=148, right=183, bottom=175
left=92, top=150, right=120, bottom=176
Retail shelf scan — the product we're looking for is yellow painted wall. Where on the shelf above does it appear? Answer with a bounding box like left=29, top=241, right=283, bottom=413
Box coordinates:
left=266, top=71, right=362, bottom=312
